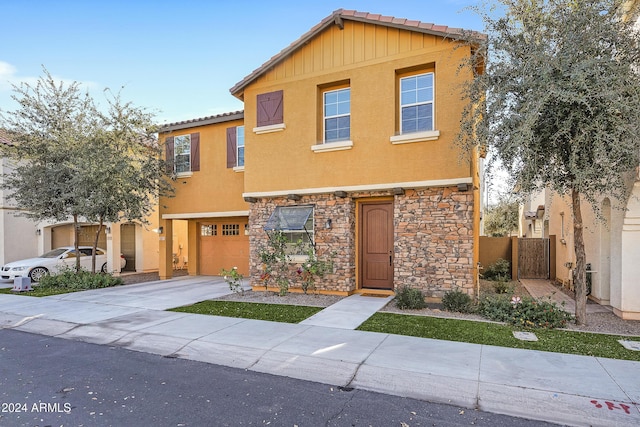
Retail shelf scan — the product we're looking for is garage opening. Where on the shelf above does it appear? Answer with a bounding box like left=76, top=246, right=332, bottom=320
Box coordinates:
left=198, top=218, right=249, bottom=276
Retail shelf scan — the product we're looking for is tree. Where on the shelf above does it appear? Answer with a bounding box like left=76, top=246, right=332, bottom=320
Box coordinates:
left=484, top=197, right=519, bottom=237
left=0, top=69, right=99, bottom=272
left=0, top=69, right=172, bottom=273
left=78, top=91, right=173, bottom=272
left=458, top=0, right=640, bottom=324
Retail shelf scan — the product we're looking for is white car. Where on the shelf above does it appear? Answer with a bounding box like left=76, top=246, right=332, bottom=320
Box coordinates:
left=0, top=246, right=126, bottom=282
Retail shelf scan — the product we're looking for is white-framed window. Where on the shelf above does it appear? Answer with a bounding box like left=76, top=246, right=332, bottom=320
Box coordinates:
left=264, top=205, right=314, bottom=257
left=400, top=72, right=434, bottom=134
left=174, top=134, right=191, bottom=173
left=282, top=214, right=313, bottom=256
left=324, top=88, right=350, bottom=143
left=236, top=126, right=245, bottom=167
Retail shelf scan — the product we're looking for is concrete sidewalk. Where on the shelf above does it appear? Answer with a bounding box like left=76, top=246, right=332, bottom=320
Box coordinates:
left=1, top=276, right=639, bottom=426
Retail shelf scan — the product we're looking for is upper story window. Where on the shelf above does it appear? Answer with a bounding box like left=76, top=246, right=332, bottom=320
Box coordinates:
left=324, top=88, right=350, bottom=143
left=236, top=126, right=245, bottom=167
left=165, top=133, right=200, bottom=175
left=227, top=125, right=245, bottom=170
left=400, top=72, right=434, bottom=134
left=174, top=134, right=191, bottom=174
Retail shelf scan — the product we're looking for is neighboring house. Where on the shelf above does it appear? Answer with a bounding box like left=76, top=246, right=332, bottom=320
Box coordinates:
left=158, top=111, right=248, bottom=278
left=158, top=9, right=485, bottom=299
left=519, top=188, right=549, bottom=239
left=0, top=129, right=159, bottom=274
left=0, top=129, right=38, bottom=266
left=519, top=1, right=640, bottom=320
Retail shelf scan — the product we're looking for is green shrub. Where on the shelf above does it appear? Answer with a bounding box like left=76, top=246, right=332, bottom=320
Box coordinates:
left=482, top=258, right=511, bottom=281
left=478, top=295, right=574, bottom=329
left=39, top=269, right=123, bottom=290
left=394, top=286, right=427, bottom=310
left=221, top=266, right=244, bottom=295
left=442, top=289, right=474, bottom=313
left=492, top=279, right=512, bottom=294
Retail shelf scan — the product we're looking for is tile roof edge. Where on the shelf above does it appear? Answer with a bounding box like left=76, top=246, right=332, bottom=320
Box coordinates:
left=229, top=9, right=485, bottom=97
left=159, top=110, right=244, bottom=133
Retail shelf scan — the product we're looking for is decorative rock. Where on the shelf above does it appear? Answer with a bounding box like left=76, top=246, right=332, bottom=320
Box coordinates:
left=618, top=340, right=640, bottom=351
left=513, top=331, right=538, bottom=342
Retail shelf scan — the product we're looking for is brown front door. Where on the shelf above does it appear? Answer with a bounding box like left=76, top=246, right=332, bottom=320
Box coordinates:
left=359, top=201, right=394, bottom=290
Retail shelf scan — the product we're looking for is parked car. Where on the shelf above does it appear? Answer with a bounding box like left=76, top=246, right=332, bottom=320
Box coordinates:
left=0, top=246, right=126, bottom=282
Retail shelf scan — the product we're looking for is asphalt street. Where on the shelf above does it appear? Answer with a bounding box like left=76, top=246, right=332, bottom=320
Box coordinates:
left=0, top=329, right=558, bottom=427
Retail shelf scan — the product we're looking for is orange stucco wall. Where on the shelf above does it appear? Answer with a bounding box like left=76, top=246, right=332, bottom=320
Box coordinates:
left=240, top=21, right=475, bottom=194
left=159, top=118, right=248, bottom=215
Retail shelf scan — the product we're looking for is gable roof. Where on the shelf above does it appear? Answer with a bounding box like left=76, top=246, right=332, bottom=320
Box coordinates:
left=230, top=9, right=486, bottom=98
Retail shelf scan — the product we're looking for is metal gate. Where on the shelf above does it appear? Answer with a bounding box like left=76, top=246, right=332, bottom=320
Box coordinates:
left=518, top=238, right=550, bottom=279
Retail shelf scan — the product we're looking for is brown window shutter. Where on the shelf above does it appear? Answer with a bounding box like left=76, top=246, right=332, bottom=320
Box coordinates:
left=256, top=90, right=283, bottom=127
left=190, top=133, right=200, bottom=171
left=226, top=127, right=237, bottom=168
left=165, top=136, right=174, bottom=173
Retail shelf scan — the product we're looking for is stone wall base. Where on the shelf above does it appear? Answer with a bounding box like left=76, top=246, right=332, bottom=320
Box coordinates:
left=248, top=186, right=475, bottom=298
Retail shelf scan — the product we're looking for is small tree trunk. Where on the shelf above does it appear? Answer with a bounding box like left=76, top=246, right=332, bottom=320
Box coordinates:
left=92, top=218, right=104, bottom=274
left=572, top=188, right=587, bottom=325
left=73, top=214, right=81, bottom=273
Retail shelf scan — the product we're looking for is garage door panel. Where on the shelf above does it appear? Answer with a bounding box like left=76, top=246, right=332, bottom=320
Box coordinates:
left=199, top=221, right=249, bottom=276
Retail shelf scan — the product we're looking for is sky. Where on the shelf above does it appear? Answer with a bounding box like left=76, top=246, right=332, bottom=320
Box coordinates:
left=0, top=0, right=484, bottom=125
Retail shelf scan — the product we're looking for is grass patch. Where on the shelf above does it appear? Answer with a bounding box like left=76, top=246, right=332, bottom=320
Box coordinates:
left=169, top=300, right=323, bottom=323
left=358, top=313, right=640, bottom=361
left=0, top=286, right=83, bottom=297
left=0, top=271, right=122, bottom=297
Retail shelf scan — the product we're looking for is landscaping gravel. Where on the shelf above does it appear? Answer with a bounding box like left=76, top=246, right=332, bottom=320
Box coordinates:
left=216, top=289, right=344, bottom=307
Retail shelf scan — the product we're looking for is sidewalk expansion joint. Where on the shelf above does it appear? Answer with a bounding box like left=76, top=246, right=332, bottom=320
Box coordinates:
left=595, top=356, right=640, bottom=409
left=344, top=332, right=390, bottom=389
left=474, top=345, right=483, bottom=409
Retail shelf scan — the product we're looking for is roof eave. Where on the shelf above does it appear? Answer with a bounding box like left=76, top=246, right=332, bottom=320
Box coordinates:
left=159, top=110, right=244, bottom=133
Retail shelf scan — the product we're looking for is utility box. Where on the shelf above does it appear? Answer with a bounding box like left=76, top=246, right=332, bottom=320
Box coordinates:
left=12, top=277, right=32, bottom=292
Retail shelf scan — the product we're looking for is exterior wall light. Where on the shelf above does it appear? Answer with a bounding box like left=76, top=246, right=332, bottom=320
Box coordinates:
left=457, top=183, right=469, bottom=192
left=324, top=219, right=332, bottom=229
left=36, top=229, right=41, bottom=236
left=153, top=226, right=164, bottom=234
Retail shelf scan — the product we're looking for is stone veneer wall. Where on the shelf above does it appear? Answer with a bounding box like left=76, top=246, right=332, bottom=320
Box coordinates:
left=248, top=194, right=356, bottom=293
left=394, top=187, right=475, bottom=298
left=248, top=186, right=475, bottom=297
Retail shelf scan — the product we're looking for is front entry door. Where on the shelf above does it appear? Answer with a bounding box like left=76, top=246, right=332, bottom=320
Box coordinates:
left=360, top=201, right=394, bottom=290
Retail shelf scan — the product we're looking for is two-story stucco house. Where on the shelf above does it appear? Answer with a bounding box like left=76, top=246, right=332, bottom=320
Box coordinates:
left=158, top=10, right=484, bottom=299
left=0, top=129, right=39, bottom=266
